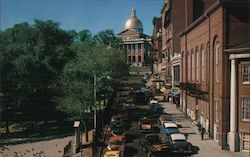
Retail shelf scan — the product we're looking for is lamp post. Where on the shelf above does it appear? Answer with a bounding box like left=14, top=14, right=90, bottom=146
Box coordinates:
left=93, top=73, right=110, bottom=156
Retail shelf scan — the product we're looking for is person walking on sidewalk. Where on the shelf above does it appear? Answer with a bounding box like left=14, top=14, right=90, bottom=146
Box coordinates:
left=200, top=127, right=206, bottom=140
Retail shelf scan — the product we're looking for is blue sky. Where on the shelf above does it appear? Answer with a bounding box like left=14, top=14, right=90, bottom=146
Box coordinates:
left=1, top=0, right=164, bottom=35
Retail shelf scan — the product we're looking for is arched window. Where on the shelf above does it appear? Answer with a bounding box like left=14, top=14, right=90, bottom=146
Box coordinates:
left=206, top=42, right=210, bottom=85
left=201, top=45, right=205, bottom=82
left=138, top=56, right=142, bottom=62
left=132, top=56, right=136, bottom=62
left=191, top=49, right=195, bottom=82
left=196, top=47, right=200, bottom=82
left=214, top=38, right=220, bottom=82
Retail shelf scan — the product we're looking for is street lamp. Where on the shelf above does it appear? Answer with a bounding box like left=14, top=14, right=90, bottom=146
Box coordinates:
left=93, top=73, right=110, bottom=156
left=94, top=74, right=110, bottom=131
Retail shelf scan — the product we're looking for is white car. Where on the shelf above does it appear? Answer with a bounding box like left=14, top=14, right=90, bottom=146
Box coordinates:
left=149, top=100, right=160, bottom=108
left=169, top=133, right=192, bottom=154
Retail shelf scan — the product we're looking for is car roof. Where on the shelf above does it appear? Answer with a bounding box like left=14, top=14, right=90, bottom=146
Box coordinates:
left=163, top=122, right=177, bottom=128
left=150, top=100, right=158, bottom=104
left=170, top=133, right=186, bottom=140
left=104, top=150, right=120, bottom=156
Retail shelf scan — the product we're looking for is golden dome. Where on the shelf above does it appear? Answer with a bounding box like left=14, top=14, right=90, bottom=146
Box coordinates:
left=124, top=8, right=143, bottom=32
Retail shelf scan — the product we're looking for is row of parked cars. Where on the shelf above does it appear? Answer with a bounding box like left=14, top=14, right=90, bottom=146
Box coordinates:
left=104, top=102, right=136, bottom=157
left=139, top=99, right=192, bottom=155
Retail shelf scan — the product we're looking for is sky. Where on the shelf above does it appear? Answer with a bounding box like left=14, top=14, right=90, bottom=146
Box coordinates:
left=0, top=0, right=164, bottom=36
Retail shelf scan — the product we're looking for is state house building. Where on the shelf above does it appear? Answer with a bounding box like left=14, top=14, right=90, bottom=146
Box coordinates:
left=117, top=8, right=152, bottom=67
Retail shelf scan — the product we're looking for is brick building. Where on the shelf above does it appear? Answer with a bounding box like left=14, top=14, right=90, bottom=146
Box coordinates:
left=152, top=17, right=162, bottom=78
left=117, top=8, right=152, bottom=67
left=179, top=0, right=250, bottom=152
left=152, top=0, right=186, bottom=93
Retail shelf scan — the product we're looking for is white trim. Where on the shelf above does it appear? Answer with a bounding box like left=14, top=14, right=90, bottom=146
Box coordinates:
left=229, top=54, right=250, bottom=59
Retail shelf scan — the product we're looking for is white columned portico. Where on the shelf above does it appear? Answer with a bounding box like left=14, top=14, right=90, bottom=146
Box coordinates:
left=227, top=57, right=239, bottom=152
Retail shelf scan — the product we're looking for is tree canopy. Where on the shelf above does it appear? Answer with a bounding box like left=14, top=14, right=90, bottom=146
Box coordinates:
left=0, top=19, right=129, bottom=133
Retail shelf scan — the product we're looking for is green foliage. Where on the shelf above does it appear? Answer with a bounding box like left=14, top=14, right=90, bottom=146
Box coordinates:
left=93, top=29, right=122, bottom=48
left=0, top=20, right=75, bottom=127
left=79, top=29, right=92, bottom=42
left=0, top=19, right=129, bottom=132
left=58, top=41, right=129, bottom=116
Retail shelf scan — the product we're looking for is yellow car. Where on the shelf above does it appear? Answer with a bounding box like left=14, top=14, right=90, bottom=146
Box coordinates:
left=104, top=150, right=123, bottom=157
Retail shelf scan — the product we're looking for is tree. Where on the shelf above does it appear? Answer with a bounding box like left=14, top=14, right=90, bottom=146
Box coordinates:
left=79, top=29, right=92, bottom=42
left=94, top=29, right=122, bottom=48
left=0, top=20, right=76, bottom=133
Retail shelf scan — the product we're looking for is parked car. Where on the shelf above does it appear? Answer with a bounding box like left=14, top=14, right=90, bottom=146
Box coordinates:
left=159, top=115, right=172, bottom=124
left=169, top=133, right=192, bottom=154
left=152, top=106, right=164, bottom=114
left=111, top=124, right=126, bottom=137
left=139, top=133, right=168, bottom=152
left=108, top=136, right=125, bottom=152
left=160, top=122, right=180, bottom=142
left=166, top=88, right=180, bottom=102
left=172, top=93, right=180, bottom=107
left=139, top=117, right=160, bottom=133
left=124, top=103, right=136, bottom=110
left=104, top=150, right=123, bottom=157
left=149, top=100, right=160, bottom=109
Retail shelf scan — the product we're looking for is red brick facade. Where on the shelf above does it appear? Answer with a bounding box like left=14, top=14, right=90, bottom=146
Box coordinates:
left=179, top=0, right=250, bottom=152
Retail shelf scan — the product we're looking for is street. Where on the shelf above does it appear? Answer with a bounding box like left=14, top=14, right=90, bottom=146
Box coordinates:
left=117, top=78, right=249, bottom=157
left=122, top=99, right=249, bottom=157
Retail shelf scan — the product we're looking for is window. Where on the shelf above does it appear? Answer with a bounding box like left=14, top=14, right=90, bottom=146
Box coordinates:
left=182, top=52, right=185, bottom=81
left=242, top=64, right=250, bottom=83
left=215, top=100, right=219, bottom=122
left=188, top=52, right=191, bottom=81
left=201, top=46, right=205, bottom=82
left=206, top=43, right=210, bottom=84
left=192, top=49, right=195, bottom=82
left=128, top=56, right=131, bottom=62
left=132, top=56, right=135, bottom=62
left=138, top=56, right=142, bottom=62
left=242, top=133, right=250, bottom=151
left=196, top=47, right=200, bottom=82
left=214, top=39, right=220, bottom=82
left=241, top=97, right=250, bottom=121
left=138, top=44, right=141, bottom=53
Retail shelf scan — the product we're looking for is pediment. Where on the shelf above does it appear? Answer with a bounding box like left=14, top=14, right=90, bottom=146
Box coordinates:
left=117, top=29, right=139, bottom=37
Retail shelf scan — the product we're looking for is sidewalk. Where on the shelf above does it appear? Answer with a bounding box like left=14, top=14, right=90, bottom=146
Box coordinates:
left=161, top=101, right=249, bottom=157
left=73, top=130, right=93, bottom=157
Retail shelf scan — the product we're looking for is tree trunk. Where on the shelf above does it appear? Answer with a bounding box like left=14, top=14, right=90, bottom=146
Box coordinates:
left=83, top=120, right=89, bottom=142
left=5, top=107, right=10, bottom=134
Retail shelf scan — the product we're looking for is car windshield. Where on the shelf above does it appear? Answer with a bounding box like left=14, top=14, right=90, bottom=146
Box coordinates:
left=110, top=140, right=123, bottom=145
left=173, top=139, right=187, bottom=143
left=166, top=127, right=180, bottom=134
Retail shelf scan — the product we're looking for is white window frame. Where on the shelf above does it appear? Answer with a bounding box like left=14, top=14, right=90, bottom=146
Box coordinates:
left=242, top=64, right=250, bottom=84
left=241, top=97, right=250, bottom=121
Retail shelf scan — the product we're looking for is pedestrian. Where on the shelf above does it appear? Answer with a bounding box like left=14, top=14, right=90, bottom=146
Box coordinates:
left=201, top=127, right=206, bottom=140
left=197, top=122, right=201, bottom=132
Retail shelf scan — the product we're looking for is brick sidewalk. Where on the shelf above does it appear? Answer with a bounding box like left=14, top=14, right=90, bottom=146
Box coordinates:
left=161, top=101, right=249, bottom=157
